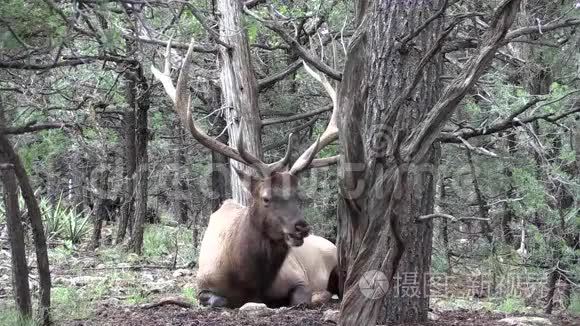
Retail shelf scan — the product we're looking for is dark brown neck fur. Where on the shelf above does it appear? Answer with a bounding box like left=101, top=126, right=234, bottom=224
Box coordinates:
left=225, top=202, right=290, bottom=307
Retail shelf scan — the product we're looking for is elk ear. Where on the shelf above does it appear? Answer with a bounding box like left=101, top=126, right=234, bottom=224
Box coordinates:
left=232, top=165, right=260, bottom=194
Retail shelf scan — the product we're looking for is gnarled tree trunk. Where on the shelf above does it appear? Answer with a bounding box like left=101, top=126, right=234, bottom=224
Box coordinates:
left=116, top=78, right=137, bottom=244
left=0, top=163, right=32, bottom=318
left=336, top=1, right=521, bottom=324
left=128, top=64, right=151, bottom=254
left=218, top=0, right=262, bottom=206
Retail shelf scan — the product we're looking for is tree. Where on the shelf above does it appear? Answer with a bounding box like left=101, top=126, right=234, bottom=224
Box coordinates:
left=218, top=0, right=263, bottom=205
left=336, top=0, right=522, bottom=323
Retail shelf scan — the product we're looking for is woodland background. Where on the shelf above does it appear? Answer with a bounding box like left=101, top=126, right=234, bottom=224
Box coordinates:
left=0, top=0, right=579, bottom=325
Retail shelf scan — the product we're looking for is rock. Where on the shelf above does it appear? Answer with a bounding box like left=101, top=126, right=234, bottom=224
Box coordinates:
left=141, top=272, right=154, bottom=282
left=102, top=297, right=121, bottom=306
left=428, top=312, right=440, bottom=321
left=172, top=269, right=193, bottom=278
left=322, top=309, right=340, bottom=324
left=117, top=263, right=131, bottom=269
left=239, top=302, right=275, bottom=317
left=221, top=311, right=232, bottom=318
left=67, top=276, right=105, bottom=287
left=498, top=317, right=552, bottom=326
left=146, top=279, right=175, bottom=294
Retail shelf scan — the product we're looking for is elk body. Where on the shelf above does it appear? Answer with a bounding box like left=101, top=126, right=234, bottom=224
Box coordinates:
left=151, top=39, right=340, bottom=308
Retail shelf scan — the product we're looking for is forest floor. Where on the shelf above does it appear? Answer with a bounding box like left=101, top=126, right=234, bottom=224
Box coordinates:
left=1, top=223, right=578, bottom=326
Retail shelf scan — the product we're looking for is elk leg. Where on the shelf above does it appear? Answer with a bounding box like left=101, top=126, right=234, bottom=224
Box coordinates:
left=289, top=284, right=312, bottom=306
left=198, top=290, right=228, bottom=308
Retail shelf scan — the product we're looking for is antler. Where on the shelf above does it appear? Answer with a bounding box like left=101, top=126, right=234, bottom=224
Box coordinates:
left=151, top=38, right=293, bottom=177
left=289, top=61, right=339, bottom=175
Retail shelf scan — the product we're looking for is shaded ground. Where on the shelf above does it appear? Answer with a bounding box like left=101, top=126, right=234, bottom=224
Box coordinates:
left=62, top=303, right=578, bottom=326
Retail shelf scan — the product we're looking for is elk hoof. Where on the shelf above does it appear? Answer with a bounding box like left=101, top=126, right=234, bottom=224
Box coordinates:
left=199, top=290, right=228, bottom=308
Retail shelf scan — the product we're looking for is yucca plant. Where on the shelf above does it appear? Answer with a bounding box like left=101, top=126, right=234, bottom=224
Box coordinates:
left=62, top=204, right=90, bottom=244
left=40, top=196, right=67, bottom=241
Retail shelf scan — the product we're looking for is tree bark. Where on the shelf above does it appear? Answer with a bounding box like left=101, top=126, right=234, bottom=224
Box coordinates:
left=91, top=170, right=109, bottom=249
left=336, top=1, right=521, bottom=324
left=218, top=0, right=262, bottom=206
left=0, top=97, right=51, bottom=325
left=175, top=123, right=189, bottom=224
left=128, top=65, right=150, bottom=254
left=208, top=84, right=230, bottom=212
left=501, top=131, right=517, bottom=245
left=116, top=80, right=137, bottom=243
left=0, top=163, right=32, bottom=318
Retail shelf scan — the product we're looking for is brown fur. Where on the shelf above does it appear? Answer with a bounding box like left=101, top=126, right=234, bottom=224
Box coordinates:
left=196, top=172, right=338, bottom=308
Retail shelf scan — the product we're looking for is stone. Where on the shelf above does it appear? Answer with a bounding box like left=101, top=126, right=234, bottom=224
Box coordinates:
left=322, top=309, right=340, bottom=324
left=498, top=317, right=552, bottom=326
left=67, top=276, right=105, bottom=287
left=239, top=302, right=275, bottom=317
left=172, top=269, right=193, bottom=278
left=428, top=312, right=440, bottom=321
left=146, top=279, right=175, bottom=294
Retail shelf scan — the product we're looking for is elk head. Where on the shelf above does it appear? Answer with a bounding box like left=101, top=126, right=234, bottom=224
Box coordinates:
left=151, top=38, right=338, bottom=247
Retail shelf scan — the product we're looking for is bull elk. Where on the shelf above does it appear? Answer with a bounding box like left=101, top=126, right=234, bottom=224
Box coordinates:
left=151, top=39, right=340, bottom=308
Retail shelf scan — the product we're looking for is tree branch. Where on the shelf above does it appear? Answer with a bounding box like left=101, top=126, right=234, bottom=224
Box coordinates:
left=505, top=18, right=580, bottom=42
left=440, top=92, right=580, bottom=143
left=185, top=4, right=231, bottom=49
left=400, top=0, right=448, bottom=45
left=262, top=105, right=332, bottom=126
left=1, top=122, right=74, bottom=135
left=243, top=7, right=342, bottom=81
left=258, top=59, right=302, bottom=91
left=126, top=34, right=217, bottom=53
left=406, top=0, right=522, bottom=161
left=417, top=213, right=490, bottom=223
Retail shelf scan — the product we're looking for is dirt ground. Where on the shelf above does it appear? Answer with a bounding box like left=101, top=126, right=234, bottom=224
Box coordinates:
left=62, top=303, right=579, bottom=326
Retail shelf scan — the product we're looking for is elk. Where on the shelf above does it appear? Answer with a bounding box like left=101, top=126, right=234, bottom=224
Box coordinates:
left=151, top=39, right=340, bottom=308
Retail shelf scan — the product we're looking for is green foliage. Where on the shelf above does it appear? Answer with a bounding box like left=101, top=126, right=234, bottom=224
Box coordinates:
left=0, top=307, right=39, bottom=326
left=181, top=286, right=198, bottom=305
left=40, top=196, right=90, bottom=244
left=18, top=131, right=72, bottom=174
left=568, top=293, right=580, bottom=315
left=142, top=225, right=197, bottom=264
left=0, top=0, right=65, bottom=48
left=497, top=296, right=527, bottom=314
left=52, top=286, right=93, bottom=321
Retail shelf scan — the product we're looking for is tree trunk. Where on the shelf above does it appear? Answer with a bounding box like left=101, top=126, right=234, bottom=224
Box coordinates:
left=336, top=1, right=520, bottom=324
left=0, top=97, right=51, bottom=325
left=175, top=124, right=189, bottom=224
left=502, top=131, right=517, bottom=245
left=128, top=66, right=150, bottom=254
left=208, top=86, right=230, bottom=212
left=218, top=0, right=262, bottom=206
left=116, top=81, right=137, bottom=243
left=0, top=163, right=32, bottom=318
left=91, top=170, right=109, bottom=249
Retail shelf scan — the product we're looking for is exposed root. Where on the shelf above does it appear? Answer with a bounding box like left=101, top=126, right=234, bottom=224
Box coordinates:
left=140, top=296, right=194, bottom=310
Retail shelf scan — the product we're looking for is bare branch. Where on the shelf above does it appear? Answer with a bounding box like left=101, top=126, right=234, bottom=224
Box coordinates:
left=243, top=7, right=342, bottom=81
left=406, top=0, right=522, bottom=161
left=456, top=137, right=499, bottom=157
left=505, top=18, right=580, bottom=42
left=400, top=0, right=448, bottom=45
left=1, top=122, right=74, bottom=135
left=185, top=4, right=231, bottom=49
left=441, top=92, right=580, bottom=143
left=126, top=34, right=217, bottom=53
left=417, top=213, right=491, bottom=223
left=262, top=105, right=332, bottom=126
left=258, top=59, right=302, bottom=91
